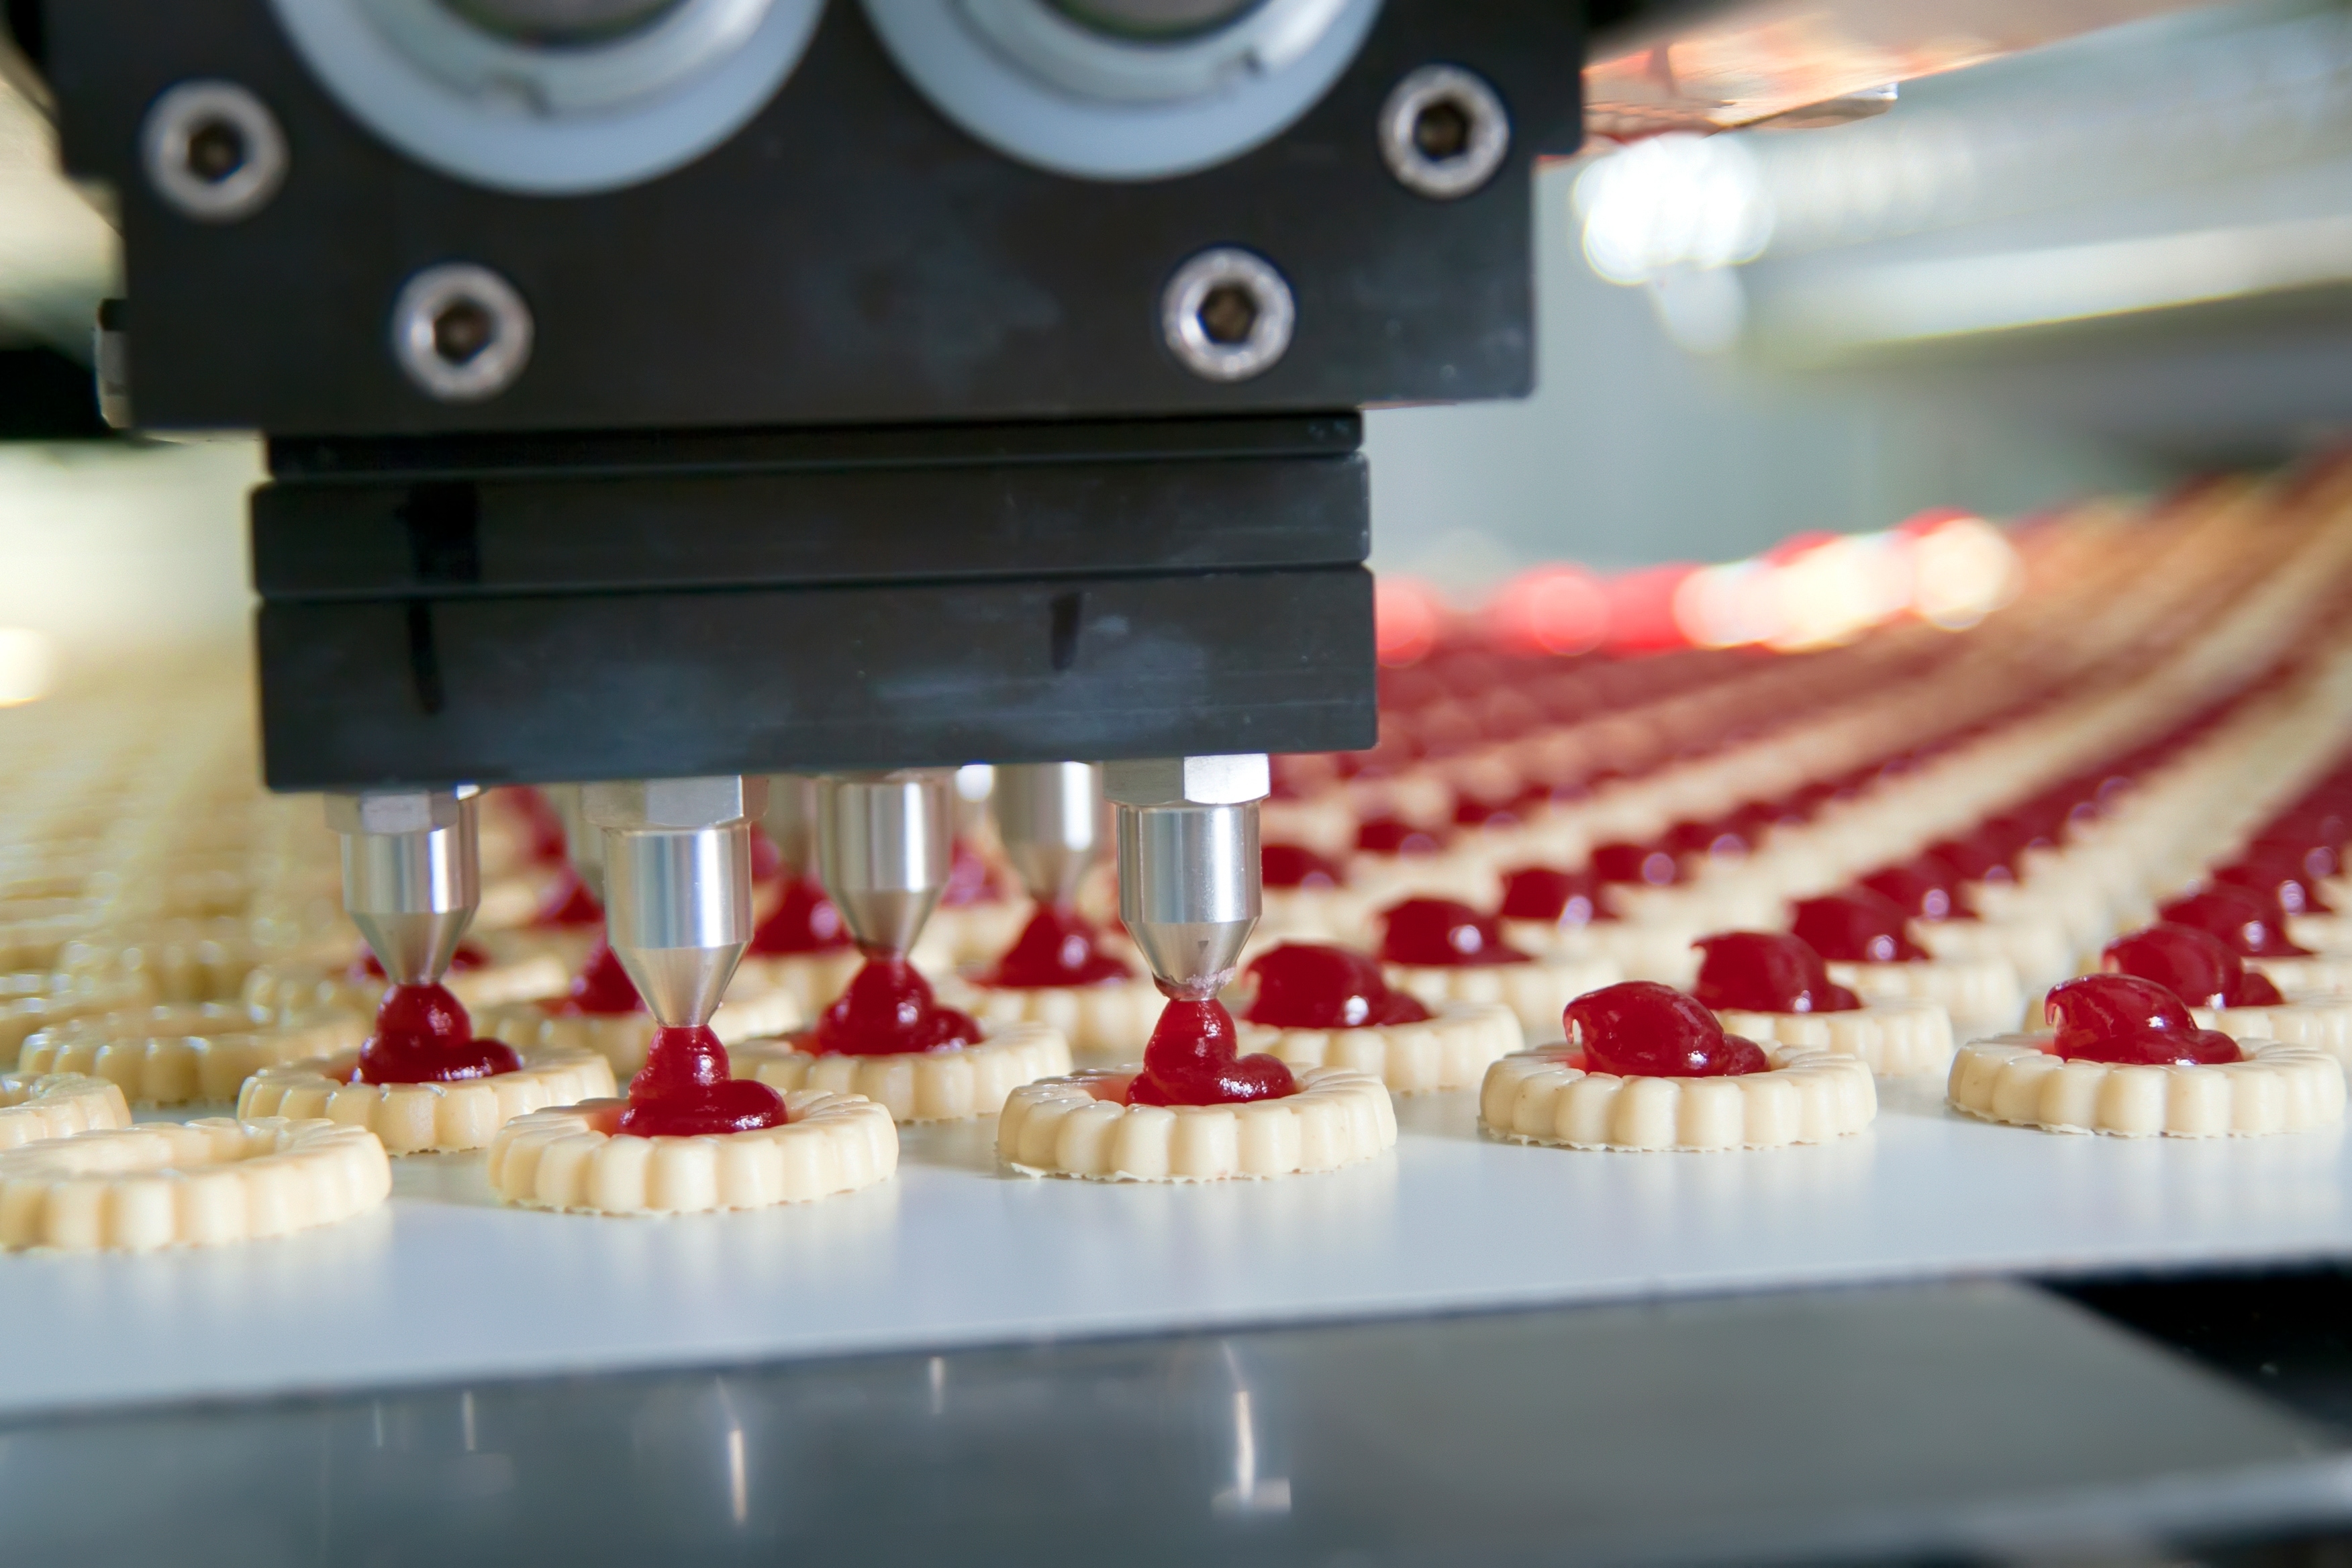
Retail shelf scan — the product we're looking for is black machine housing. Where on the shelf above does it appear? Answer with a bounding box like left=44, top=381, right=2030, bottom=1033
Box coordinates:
left=38, top=0, right=1581, bottom=787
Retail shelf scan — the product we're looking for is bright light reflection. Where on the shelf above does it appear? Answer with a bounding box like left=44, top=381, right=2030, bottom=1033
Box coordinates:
left=1374, top=578, right=1444, bottom=668
left=0, top=627, right=58, bottom=705
left=1575, top=134, right=1775, bottom=288
left=1911, top=513, right=2022, bottom=628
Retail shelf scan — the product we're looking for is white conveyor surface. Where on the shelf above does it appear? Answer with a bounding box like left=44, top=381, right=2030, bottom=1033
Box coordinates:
left=3, top=1078, right=2347, bottom=1418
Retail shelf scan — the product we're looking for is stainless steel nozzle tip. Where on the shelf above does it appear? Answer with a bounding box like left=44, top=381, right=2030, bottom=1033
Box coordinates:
left=817, top=771, right=954, bottom=957
left=584, top=776, right=767, bottom=1029
left=325, top=786, right=482, bottom=987
left=992, top=761, right=1105, bottom=908
left=1104, top=754, right=1269, bottom=1001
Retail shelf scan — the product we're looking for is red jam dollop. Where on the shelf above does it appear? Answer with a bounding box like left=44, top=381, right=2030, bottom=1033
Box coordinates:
left=1242, top=943, right=1431, bottom=1030
left=1378, top=897, right=1533, bottom=968
left=808, top=957, right=980, bottom=1056
left=2043, top=973, right=2241, bottom=1066
left=747, top=874, right=854, bottom=955
left=1126, top=999, right=1297, bottom=1105
left=356, top=983, right=521, bottom=1085
left=979, top=903, right=1132, bottom=989
left=544, top=938, right=646, bottom=1016
left=1790, top=891, right=1924, bottom=965
left=354, top=939, right=488, bottom=982
left=939, top=839, right=1003, bottom=907
left=614, top=1024, right=786, bottom=1137
left=1589, top=840, right=1679, bottom=887
left=2157, top=887, right=2309, bottom=958
left=1692, top=932, right=1860, bottom=1014
left=2102, top=924, right=2282, bottom=1009
left=1565, top=981, right=1769, bottom=1077
left=1263, top=843, right=1346, bottom=891
left=1356, top=816, right=1444, bottom=856
left=1861, top=859, right=1969, bottom=921
left=1498, top=865, right=1606, bottom=926
left=2216, top=855, right=2331, bottom=917
left=533, top=867, right=605, bottom=927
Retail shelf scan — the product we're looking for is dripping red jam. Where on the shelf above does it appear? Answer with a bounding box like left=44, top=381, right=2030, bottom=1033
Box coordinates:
left=615, top=1024, right=785, bottom=1137
left=356, top=983, right=520, bottom=1085
left=1243, top=944, right=1430, bottom=1030
left=807, top=957, right=980, bottom=1057
left=1564, top=981, right=1767, bottom=1078
left=979, top=904, right=1132, bottom=989
left=1125, top=999, right=1296, bottom=1106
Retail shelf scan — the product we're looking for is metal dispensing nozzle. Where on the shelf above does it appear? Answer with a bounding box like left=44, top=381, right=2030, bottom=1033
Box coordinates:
left=324, top=787, right=482, bottom=987
left=991, top=762, right=1105, bottom=908
left=1104, top=755, right=1267, bottom=999
left=816, top=770, right=953, bottom=957
left=583, top=776, right=767, bottom=1028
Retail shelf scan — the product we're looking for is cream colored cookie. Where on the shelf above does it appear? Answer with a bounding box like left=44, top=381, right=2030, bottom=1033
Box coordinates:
left=2288, top=914, right=2352, bottom=954
left=487, top=1090, right=897, bottom=1214
left=0, top=1072, right=131, bottom=1149
left=1504, top=919, right=1704, bottom=987
left=2194, top=999, right=2352, bottom=1062
left=1384, top=954, right=1618, bottom=1040
left=2249, top=953, right=2352, bottom=997
left=1477, top=1043, right=1875, bottom=1151
left=1715, top=998, right=1955, bottom=1078
left=909, top=903, right=1029, bottom=973
left=733, top=1020, right=1069, bottom=1123
left=0, top=1116, right=391, bottom=1251
left=238, top=1046, right=616, bottom=1155
left=732, top=950, right=865, bottom=1017
left=1827, top=955, right=2025, bottom=1039
left=1947, top=1034, right=2345, bottom=1137
left=479, top=986, right=803, bottom=1076
left=241, top=946, right=571, bottom=1024
left=1258, top=885, right=1373, bottom=944
left=1915, top=915, right=2076, bottom=990
left=938, top=973, right=1164, bottom=1061
left=1240, top=1001, right=1521, bottom=1093
left=997, top=1066, right=1395, bottom=1181
left=20, top=1004, right=366, bottom=1106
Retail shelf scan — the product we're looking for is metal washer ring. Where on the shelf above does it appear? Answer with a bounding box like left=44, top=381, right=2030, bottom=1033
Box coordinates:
left=1160, top=248, right=1295, bottom=383
left=1378, top=64, right=1510, bottom=200
left=140, top=81, right=290, bottom=223
left=390, top=262, right=536, bottom=403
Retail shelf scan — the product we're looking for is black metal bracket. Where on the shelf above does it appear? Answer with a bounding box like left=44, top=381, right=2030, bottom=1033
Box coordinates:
left=253, top=415, right=1377, bottom=788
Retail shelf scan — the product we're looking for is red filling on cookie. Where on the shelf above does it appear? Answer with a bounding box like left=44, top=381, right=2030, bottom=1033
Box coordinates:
left=2101, top=924, right=2282, bottom=1009
left=1379, top=897, right=1533, bottom=967
left=2043, top=973, right=2241, bottom=1066
left=1790, top=891, right=1924, bottom=964
left=533, top=867, right=605, bottom=927
left=1262, top=843, right=1346, bottom=891
left=356, top=983, right=521, bottom=1085
left=1692, top=932, right=1860, bottom=1014
left=1356, top=816, right=1445, bottom=856
left=979, top=904, right=1132, bottom=989
left=1126, top=999, right=1297, bottom=1105
left=2158, top=886, right=2309, bottom=958
left=1861, top=858, right=1970, bottom=921
left=1498, top=865, right=1607, bottom=926
left=1565, top=981, right=1768, bottom=1078
left=747, top=874, right=854, bottom=956
left=807, top=957, right=980, bottom=1057
left=1244, top=943, right=1431, bottom=1030
left=1589, top=840, right=1679, bottom=887
left=544, top=938, right=644, bottom=1016
left=615, top=1024, right=785, bottom=1137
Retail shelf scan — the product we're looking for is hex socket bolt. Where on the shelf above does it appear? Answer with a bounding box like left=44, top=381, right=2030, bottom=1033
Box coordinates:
left=542, top=783, right=605, bottom=906
left=817, top=771, right=954, bottom=959
left=764, top=774, right=821, bottom=881
left=324, top=787, right=482, bottom=988
left=992, top=762, right=1105, bottom=908
left=583, top=776, right=767, bottom=1030
left=1104, top=756, right=1268, bottom=1001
